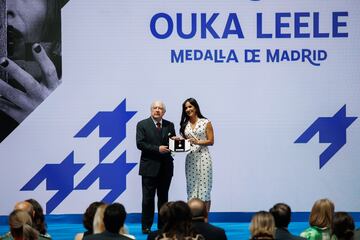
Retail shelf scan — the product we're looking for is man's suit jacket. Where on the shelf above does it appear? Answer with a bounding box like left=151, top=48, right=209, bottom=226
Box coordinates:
left=354, top=228, right=360, bottom=240
left=192, top=220, right=227, bottom=240
left=275, top=227, right=306, bottom=240
left=82, top=231, right=133, bottom=240
left=136, top=117, right=176, bottom=177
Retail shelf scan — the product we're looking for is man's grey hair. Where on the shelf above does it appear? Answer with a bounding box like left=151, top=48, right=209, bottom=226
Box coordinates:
left=150, top=100, right=166, bottom=112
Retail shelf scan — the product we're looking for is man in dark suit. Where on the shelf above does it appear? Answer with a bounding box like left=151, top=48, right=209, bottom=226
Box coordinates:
left=270, top=203, right=306, bottom=240
left=136, top=100, right=176, bottom=234
left=83, top=203, right=133, bottom=240
left=188, top=198, right=227, bottom=240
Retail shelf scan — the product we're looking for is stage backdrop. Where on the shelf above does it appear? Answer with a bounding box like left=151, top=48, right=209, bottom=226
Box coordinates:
left=1, top=0, right=359, bottom=215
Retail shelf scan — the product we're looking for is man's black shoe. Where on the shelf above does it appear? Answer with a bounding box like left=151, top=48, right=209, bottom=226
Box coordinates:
left=142, top=228, right=151, bottom=234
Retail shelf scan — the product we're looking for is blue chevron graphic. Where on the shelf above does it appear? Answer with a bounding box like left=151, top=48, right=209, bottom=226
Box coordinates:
left=75, top=151, right=136, bottom=203
left=295, top=105, right=357, bottom=169
left=74, top=99, right=136, bottom=162
left=21, top=152, right=84, bottom=214
left=21, top=99, right=137, bottom=213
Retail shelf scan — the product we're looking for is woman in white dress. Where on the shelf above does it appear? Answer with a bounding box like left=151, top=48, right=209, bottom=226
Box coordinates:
left=180, top=98, right=214, bottom=212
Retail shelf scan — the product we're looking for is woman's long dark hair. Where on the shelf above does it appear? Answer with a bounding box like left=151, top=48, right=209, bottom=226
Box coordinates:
left=161, top=201, right=196, bottom=240
left=82, top=201, right=104, bottom=232
left=180, top=98, right=205, bottom=137
left=25, top=198, right=47, bottom=235
left=333, top=212, right=355, bottom=240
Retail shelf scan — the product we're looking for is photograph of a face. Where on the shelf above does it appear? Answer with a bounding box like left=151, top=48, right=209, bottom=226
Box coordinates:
left=0, top=0, right=66, bottom=142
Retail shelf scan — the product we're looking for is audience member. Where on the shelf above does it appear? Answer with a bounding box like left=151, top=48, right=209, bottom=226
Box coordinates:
left=25, top=199, right=50, bottom=238
left=269, top=203, right=305, bottom=240
left=4, top=198, right=359, bottom=240
left=91, top=204, right=134, bottom=239
left=92, top=204, right=107, bottom=234
left=355, top=228, right=360, bottom=240
left=83, top=203, right=133, bottom=240
left=333, top=212, right=355, bottom=240
left=188, top=198, right=227, bottom=240
left=249, top=211, right=275, bottom=240
left=0, top=210, right=39, bottom=240
left=14, top=201, right=34, bottom=217
left=147, top=203, right=171, bottom=240
left=300, top=199, right=335, bottom=240
left=154, top=201, right=204, bottom=240
left=119, top=227, right=135, bottom=240
left=74, top=201, right=104, bottom=240
left=14, top=200, right=51, bottom=239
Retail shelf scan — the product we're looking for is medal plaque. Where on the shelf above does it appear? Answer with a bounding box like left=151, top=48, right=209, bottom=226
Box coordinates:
left=169, top=138, right=190, bottom=152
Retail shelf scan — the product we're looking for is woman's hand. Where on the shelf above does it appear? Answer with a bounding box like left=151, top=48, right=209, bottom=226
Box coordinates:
left=0, top=43, right=61, bottom=123
left=189, top=137, right=199, bottom=145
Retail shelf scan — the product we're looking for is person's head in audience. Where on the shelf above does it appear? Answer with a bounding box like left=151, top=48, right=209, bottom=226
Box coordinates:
left=8, top=209, right=39, bottom=240
left=269, top=203, right=291, bottom=229
left=188, top=198, right=208, bottom=223
left=250, top=211, right=275, bottom=240
left=103, top=203, right=127, bottom=234
left=333, top=212, right=355, bottom=240
left=14, top=201, right=34, bottom=218
left=158, top=201, right=173, bottom=229
left=160, top=201, right=196, bottom=239
left=81, top=201, right=103, bottom=234
left=25, top=199, right=47, bottom=235
left=309, top=198, right=334, bottom=230
left=93, top=203, right=108, bottom=234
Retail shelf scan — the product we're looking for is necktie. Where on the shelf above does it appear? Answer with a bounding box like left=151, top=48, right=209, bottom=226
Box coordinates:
left=156, top=122, right=161, bottom=130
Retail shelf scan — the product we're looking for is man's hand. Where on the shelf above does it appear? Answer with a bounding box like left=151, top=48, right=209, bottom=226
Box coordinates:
left=170, top=135, right=183, bottom=140
left=159, top=145, right=170, bottom=153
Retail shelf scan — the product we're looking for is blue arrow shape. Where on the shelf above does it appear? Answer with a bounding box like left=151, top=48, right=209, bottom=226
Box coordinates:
left=75, top=151, right=136, bottom=203
left=295, top=105, right=357, bottom=169
left=21, top=152, right=84, bottom=213
left=74, top=99, right=136, bottom=162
